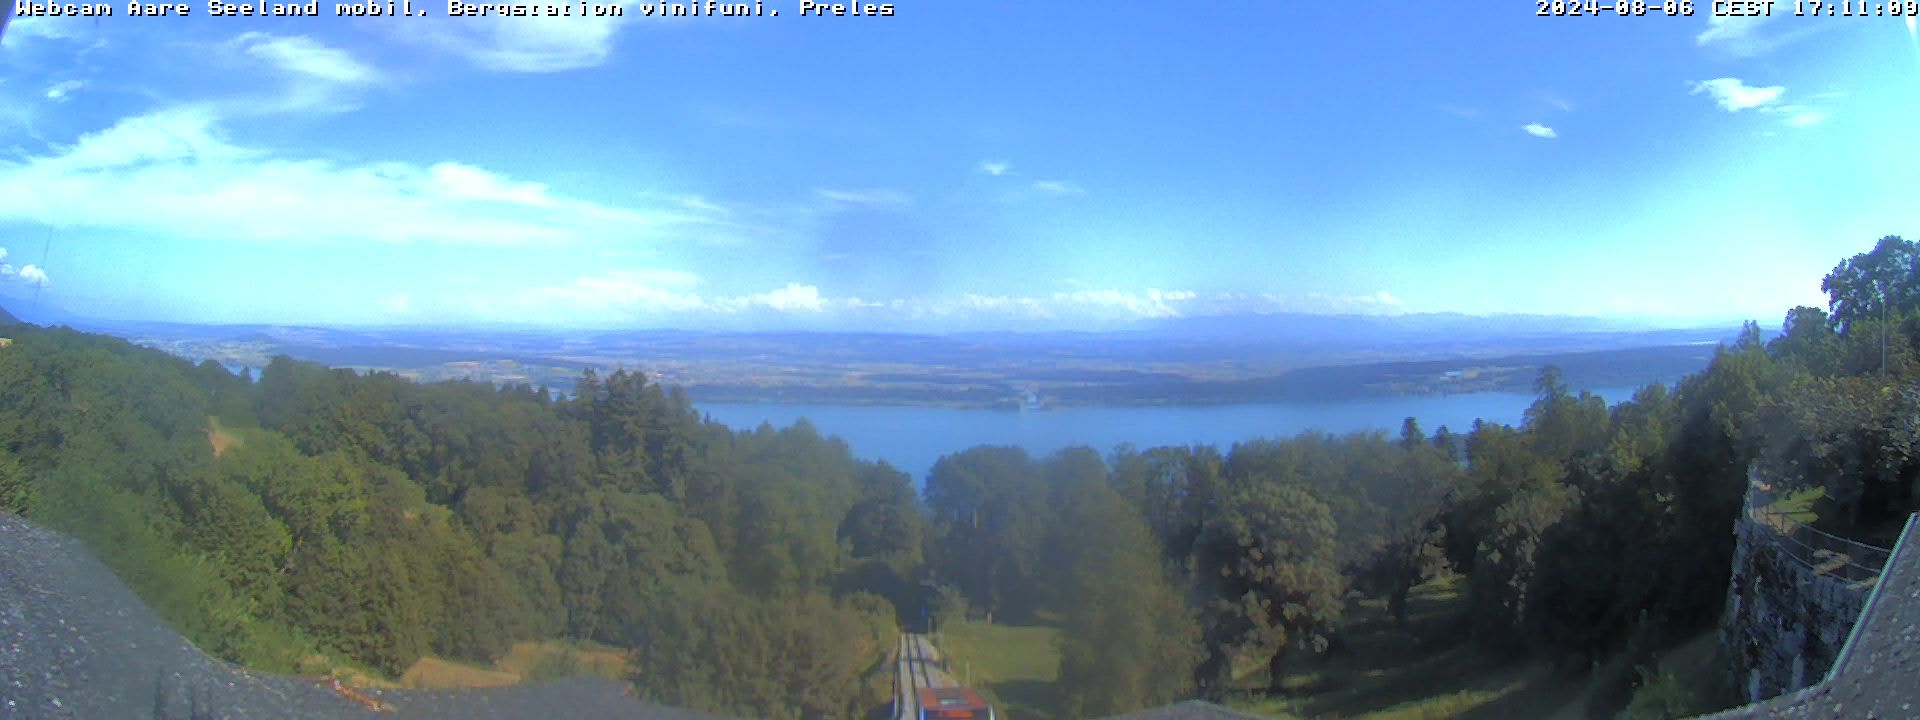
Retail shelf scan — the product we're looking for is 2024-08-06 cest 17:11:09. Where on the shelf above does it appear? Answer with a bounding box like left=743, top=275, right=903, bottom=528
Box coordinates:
left=1538, top=0, right=1920, bottom=14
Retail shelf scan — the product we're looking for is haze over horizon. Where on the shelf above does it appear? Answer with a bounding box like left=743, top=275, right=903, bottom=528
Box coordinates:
left=2, top=5, right=1915, bottom=332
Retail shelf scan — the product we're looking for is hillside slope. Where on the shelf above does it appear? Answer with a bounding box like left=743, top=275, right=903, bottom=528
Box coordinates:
left=0, top=511, right=733, bottom=720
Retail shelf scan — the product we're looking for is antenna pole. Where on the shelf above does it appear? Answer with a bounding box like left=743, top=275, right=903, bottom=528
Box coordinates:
left=34, top=231, right=49, bottom=302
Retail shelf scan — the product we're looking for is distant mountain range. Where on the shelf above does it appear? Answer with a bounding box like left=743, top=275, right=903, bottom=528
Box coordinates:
left=0, top=296, right=1751, bottom=408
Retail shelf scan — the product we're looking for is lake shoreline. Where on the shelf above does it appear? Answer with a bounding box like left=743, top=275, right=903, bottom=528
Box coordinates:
left=694, top=385, right=1656, bottom=481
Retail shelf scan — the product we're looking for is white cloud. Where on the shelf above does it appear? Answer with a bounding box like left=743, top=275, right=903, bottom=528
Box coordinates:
left=1691, top=78, right=1785, bottom=111
left=0, top=107, right=724, bottom=245
left=1265, top=290, right=1407, bottom=315
left=1696, top=15, right=1780, bottom=57
left=1776, top=106, right=1828, bottom=127
left=817, top=188, right=913, bottom=206
left=428, top=162, right=555, bottom=207
left=979, top=160, right=1011, bottom=176
left=403, top=16, right=628, bottom=72
left=1032, top=180, right=1085, bottom=195
left=728, top=283, right=826, bottom=313
left=1436, top=104, right=1481, bottom=119
left=494, top=275, right=1211, bottom=325
left=675, top=195, right=728, bottom=214
left=1049, top=288, right=1193, bottom=318
left=218, top=33, right=379, bottom=113
left=1543, top=93, right=1573, bottom=112
left=43, top=80, right=82, bottom=102
left=1522, top=123, right=1557, bottom=139
left=1691, top=79, right=1833, bottom=128
left=16, top=265, right=49, bottom=287
left=5, top=16, right=90, bottom=44
left=390, top=279, right=1426, bottom=328
left=235, top=33, right=376, bottom=85
left=513, top=272, right=832, bottom=319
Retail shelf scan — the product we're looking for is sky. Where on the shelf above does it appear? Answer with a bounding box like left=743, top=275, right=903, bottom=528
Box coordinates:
left=0, top=3, right=1916, bottom=331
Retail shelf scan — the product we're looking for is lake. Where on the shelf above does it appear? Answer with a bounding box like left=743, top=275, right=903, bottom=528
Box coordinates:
left=697, top=386, right=1648, bottom=483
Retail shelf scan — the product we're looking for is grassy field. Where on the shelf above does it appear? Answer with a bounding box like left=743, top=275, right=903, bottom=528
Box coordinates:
left=494, top=639, right=631, bottom=681
left=935, top=576, right=1619, bottom=720
left=937, top=621, right=1063, bottom=720
left=386, top=640, right=633, bottom=690
left=1774, top=485, right=1825, bottom=525
left=399, top=657, right=521, bottom=688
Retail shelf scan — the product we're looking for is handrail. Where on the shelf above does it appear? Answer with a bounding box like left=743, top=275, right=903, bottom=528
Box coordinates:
left=1745, top=503, right=1892, bottom=583
left=1697, top=509, right=1920, bottom=719
left=1824, top=510, right=1920, bottom=682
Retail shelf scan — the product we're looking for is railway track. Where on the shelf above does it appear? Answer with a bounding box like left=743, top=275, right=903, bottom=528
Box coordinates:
left=897, top=632, right=993, bottom=720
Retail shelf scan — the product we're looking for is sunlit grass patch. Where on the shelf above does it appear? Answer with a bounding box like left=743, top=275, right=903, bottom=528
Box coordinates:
left=938, top=621, right=1061, bottom=719
left=207, top=415, right=244, bottom=458
left=399, top=656, right=521, bottom=689
left=1774, top=485, right=1825, bottom=525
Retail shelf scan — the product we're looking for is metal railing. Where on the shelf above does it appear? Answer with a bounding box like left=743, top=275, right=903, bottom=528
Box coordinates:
left=1746, top=502, right=1892, bottom=584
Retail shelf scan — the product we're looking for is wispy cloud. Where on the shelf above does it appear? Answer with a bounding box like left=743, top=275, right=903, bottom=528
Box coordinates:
left=1691, top=78, right=1831, bottom=127
left=399, top=15, right=630, bottom=72
left=4, top=16, right=92, bottom=44
left=1436, top=104, right=1482, bottom=119
left=1696, top=16, right=1779, bottom=57
left=1697, top=16, right=1769, bottom=52
left=485, top=277, right=1213, bottom=326
left=1262, top=290, right=1403, bottom=314
left=1776, top=106, right=1828, bottom=127
left=816, top=188, right=913, bottom=206
left=1542, top=93, right=1573, bottom=112
left=1691, top=78, right=1784, bottom=111
left=1522, top=123, right=1557, bottom=139
left=0, top=107, right=727, bottom=246
left=1032, top=180, right=1085, bottom=195
left=43, top=80, right=82, bottom=103
left=219, top=33, right=380, bottom=114
left=1695, top=15, right=1831, bottom=57
left=979, top=160, right=1011, bottom=176
left=235, top=33, right=376, bottom=85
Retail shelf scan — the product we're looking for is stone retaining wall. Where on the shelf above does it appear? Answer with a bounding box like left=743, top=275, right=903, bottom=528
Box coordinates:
left=1718, top=492, right=1874, bottom=704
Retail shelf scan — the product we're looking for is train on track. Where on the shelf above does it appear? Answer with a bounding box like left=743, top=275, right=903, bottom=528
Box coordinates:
left=899, top=630, right=995, bottom=720
left=915, top=687, right=994, bottom=720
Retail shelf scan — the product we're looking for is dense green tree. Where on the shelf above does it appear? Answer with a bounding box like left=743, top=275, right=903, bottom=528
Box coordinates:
left=1055, top=477, right=1200, bottom=718
left=0, top=446, right=28, bottom=514
left=1360, top=430, right=1455, bottom=628
left=1769, top=306, right=1844, bottom=376
left=924, top=446, right=1050, bottom=622
left=1196, top=479, right=1345, bottom=694
left=1822, top=234, right=1917, bottom=334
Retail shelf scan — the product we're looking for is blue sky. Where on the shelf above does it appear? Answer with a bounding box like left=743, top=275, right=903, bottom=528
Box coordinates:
left=0, top=4, right=1915, bottom=331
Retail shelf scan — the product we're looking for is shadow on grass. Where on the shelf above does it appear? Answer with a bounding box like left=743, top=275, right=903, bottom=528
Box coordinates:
left=1234, top=575, right=1585, bottom=720
left=989, top=679, right=1058, bottom=720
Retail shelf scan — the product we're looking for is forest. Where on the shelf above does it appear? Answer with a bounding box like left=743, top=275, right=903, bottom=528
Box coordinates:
left=1, top=236, right=1917, bottom=719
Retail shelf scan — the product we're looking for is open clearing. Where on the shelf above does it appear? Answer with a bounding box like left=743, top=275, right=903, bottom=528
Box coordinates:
left=206, top=415, right=243, bottom=457
left=394, top=640, right=633, bottom=690
left=939, top=576, right=1619, bottom=720
left=937, top=621, right=1062, bottom=719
